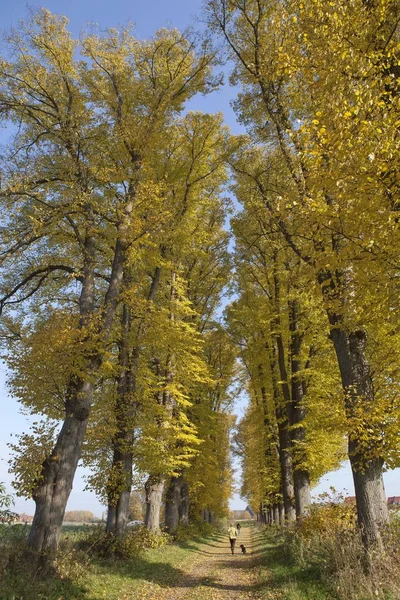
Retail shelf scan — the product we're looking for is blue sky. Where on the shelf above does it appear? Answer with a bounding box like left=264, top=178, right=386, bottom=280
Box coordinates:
left=1, top=1, right=399, bottom=517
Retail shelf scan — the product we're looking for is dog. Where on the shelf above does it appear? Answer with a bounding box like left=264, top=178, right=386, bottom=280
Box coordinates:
left=240, top=544, right=247, bottom=554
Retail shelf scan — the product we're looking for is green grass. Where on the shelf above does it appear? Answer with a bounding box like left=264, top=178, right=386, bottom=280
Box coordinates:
left=0, top=525, right=215, bottom=600
left=0, top=523, right=342, bottom=600
left=251, top=528, right=337, bottom=600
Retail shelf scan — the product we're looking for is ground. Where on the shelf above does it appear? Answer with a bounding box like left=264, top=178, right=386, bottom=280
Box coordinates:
left=137, top=526, right=264, bottom=600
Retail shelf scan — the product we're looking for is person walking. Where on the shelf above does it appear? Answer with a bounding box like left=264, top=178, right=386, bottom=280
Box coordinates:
left=236, top=522, right=241, bottom=536
left=228, top=523, right=238, bottom=555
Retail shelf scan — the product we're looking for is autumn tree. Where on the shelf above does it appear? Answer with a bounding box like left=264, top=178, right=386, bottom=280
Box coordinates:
left=184, top=328, right=236, bottom=525
left=0, top=10, right=219, bottom=559
left=208, top=0, right=400, bottom=547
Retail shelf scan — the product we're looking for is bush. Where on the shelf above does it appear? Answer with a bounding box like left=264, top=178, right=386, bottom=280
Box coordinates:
left=81, top=525, right=171, bottom=559
left=280, top=506, right=400, bottom=600
left=0, top=523, right=29, bottom=579
left=173, top=520, right=216, bottom=542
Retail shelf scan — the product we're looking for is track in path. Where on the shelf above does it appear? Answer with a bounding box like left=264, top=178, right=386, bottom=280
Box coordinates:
left=139, top=526, right=264, bottom=600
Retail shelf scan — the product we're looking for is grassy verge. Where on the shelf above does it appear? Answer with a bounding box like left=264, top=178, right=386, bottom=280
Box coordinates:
left=252, top=527, right=336, bottom=600
left=0, top=525, right=222, bottom=600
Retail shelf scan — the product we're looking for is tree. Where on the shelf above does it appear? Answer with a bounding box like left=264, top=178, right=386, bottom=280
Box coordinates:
left=0, top=10, right=219, bottom=559
left=208, top=0, right=400, bottom=547
left=103, top=111, right=231, bottom=535
left=227, top=164, right=345, bottom=521
left=64, top=511, right=95, bottom=523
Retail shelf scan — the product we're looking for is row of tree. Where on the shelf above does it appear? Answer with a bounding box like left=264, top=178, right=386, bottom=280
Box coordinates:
left=0, top=11, right=235, bottom=562
left=1, top=0, right=399, bottom=566
left=208, top=0, right=400, bottom=548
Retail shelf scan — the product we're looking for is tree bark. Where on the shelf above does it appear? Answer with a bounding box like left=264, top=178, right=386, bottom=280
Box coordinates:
left=273, top=265, right=310, bottom=519
left=106, top=299, right=134, bottom=537
left=178, top=479, right=189, bottom=525
left=27, top=234, right=96, bottom=559
left=267, top=339, right=296, bottom=523
left=106, top=267, right=161, bottom=537
left=165, top=475, right=183, bottom=533
left=26, top=383, right=92, bottom=558
left=145, top=476, right=164, bottom=531
left=329, top=320, right=389, bottom=546
left=288, top=299, right=311, bottom=519
left=272, top=503, right=279, bottom=524
left=279, top=503, right=285, bottom=525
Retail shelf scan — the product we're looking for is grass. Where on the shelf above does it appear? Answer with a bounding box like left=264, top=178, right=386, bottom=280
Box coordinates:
left=251, top=528, right=337, bottom=600
left=0, top=524, right=216, bottom=600
left=3, top=521, right=398, bottom=600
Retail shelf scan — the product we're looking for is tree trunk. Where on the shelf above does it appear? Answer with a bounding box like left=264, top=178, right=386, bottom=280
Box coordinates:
left=329, top=322, right=389, bottom=546
left=106, top=487, right=131, bottom=537
left=165, top=475, right=183, bottom=533
left=293, top=471, right=311, bottom=519
left=288, top=299, right=311, bottom=519
left=267, top=340, right=296, bottom=523
left=179, top=480, right=189, bottom=525
left=277, top=420, right=296, bottom=521
left=279, top=504, right=285, bottom=525
left=27, top=384, right=91, bottom=558
left=106, top=300, right=134, bottom=537
left=272, top=268, right=310, bottom=520
left=27, top=206, right=133, bottom=559
left=273, top=503, right=279, bottom=524
left=106, top=267, right=161, bottom=537
left=145, top=476, right=164, bottom=531
left=27, top=234, right=96, bottom=559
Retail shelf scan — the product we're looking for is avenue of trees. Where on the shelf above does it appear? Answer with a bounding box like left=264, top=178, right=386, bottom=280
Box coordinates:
left=0, top=0, right=399, bottom=567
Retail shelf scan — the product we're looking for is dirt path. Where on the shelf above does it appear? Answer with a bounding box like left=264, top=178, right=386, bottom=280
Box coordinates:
left=139, top=527, right=264, bottom=600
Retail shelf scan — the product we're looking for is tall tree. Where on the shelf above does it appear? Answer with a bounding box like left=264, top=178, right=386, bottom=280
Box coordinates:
left=208, top=0, right=400, bottom=546
left=0, top=10, right=218, bottom=559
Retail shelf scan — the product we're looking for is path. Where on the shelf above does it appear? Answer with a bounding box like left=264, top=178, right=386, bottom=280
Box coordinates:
left=138, top=527, right=265, bottom=600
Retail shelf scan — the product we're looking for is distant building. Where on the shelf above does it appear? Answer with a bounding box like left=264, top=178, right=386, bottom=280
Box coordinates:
left=245, top=505, right=256, bottom=518
left=231, top=509, right=251, bottom=520
left=344, top=496, right=356, bottom=505
left=388, top=496, right=400, bottom=506
left=18, top=513, right=33, bottom=524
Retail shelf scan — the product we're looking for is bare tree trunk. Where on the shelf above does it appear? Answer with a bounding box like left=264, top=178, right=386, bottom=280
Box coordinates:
left=272, top=503, right=279, bottom=524
left=179, top=479, right=189, bottom=525
left=279, top=504, right=285, bottom=525
left=106, top=299, right=134, bottom=537
left=106, top=267, right=161, bottom=537
left=165, top=475, right=183, bottom=533
left=145, top=476, right=164, bottom=531
left=27, top=382, right=92, bottom=558
left=288, top=299, right=311, bottom=519
left=273, top=266, right=310, bottom=519
left=329, top=321, right=389, bottom=546
left=267, top=339, right=296, bottom=523
left=27, top=235, right=96, bottom=559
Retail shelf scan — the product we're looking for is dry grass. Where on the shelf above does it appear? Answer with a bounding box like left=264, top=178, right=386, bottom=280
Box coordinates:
left=281, top=508, right=400, bottom=600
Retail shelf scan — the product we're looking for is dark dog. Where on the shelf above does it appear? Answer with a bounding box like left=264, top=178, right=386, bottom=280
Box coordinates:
left=240, top=544, right=247, bottom=554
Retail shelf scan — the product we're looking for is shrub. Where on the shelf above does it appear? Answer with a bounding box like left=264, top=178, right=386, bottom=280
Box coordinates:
left=280, top=506, right=400, bottom=600
left=0, top=523, right=29, bottom=579
left=173, top=520, right=216, bottom=542
left=81, top=525, right=171, bottom=559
